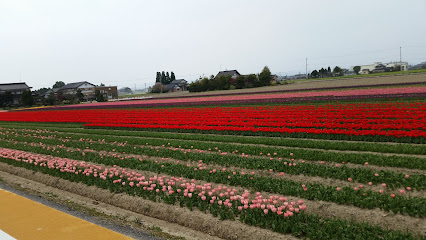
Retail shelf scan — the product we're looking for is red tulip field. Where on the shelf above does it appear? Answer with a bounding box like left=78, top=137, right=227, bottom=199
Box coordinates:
left=0, top=94, right=425, bottom=239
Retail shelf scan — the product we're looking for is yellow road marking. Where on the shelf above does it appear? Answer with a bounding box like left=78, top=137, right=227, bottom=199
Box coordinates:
left=0, top=188, right=133, bottom=240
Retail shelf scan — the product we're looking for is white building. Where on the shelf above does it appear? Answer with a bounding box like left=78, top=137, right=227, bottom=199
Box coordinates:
left=351, top=61, right=408, bottom=74
left=385, top=61, right=408, bottom=71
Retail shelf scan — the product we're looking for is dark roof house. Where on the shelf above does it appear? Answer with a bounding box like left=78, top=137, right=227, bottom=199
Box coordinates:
left=215, top=70, right=241, bottom=79
left=0, top=82, right=32, bottom=104
left=0, top=82, right=31, bottom=93
left=60, top=81, right=95, bottom=90
left=43, top=88, right=60, bottom=98
left=166, top=79, right=188, bottom=92
left=59, top=81, right=96, bottom=100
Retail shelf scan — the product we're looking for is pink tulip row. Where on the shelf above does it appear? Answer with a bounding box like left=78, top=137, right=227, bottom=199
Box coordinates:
left=2, top=132, right=419, bottom=197
left=0, top=147, right=306, bottom=217
left=3, top=129, right=421, bottom=196
left=48, top=86, right=426, bottom=109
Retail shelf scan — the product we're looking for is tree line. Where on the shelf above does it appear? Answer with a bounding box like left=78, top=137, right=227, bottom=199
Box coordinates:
left=156, top=71, right=176, bottom=85
left=310, top=66, right=362, bottom=78
left=189, top=66, right=272, bottom=92
left=0, top=81, right=109, bottom=109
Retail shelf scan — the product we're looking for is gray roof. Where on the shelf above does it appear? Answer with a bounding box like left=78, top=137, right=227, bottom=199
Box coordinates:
left=44, top=88, right=60, bottom=97
left=166, top=79, right=187, bottom=90
left=60, top=81, right=95, bottom=90
left=0, top=82, right=31, bottom=91
left=169, top=79, right=187, bottom=84
left=215, top=70, right=241, bottom=78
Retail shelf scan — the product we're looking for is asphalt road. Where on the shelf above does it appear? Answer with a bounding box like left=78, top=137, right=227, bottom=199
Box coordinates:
left=0, top=182, right=162, bottom=240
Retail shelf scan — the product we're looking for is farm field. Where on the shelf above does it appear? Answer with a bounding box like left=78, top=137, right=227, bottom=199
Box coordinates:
left=0, top=85, right=425, bottom=239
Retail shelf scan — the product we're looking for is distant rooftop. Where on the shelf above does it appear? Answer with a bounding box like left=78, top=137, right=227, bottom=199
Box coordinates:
left=215, top=70, right=241, bottom=78
left=0, top=82, right=31, bottom=91
left=60, top=81, right=95, bottom=90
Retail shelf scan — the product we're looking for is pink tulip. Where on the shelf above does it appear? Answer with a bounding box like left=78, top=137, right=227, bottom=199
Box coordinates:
left=390, top=194, right=395, bottom=198
left=348, top=178, right=352, bottom=182
left=406, top=187, right=412, bottom=191
left=336, top=187, right=341, bottom=191
left=405, top=174, right=410, bottom=179
left=368, top=182, right=373, bottom=186
left=263, top=209, right=268, bottom=214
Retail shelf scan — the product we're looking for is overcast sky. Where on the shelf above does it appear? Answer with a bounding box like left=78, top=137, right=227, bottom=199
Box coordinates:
left=1, top=0, right=426, bottom=90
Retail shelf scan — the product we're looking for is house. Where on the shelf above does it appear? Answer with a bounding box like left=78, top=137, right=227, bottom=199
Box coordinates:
left=385, top=61, right=408, bottom=71
left=409, top=61, right=426, bottom=70
left=353, top=61, right=408, bottom=74
left=371, top=63, right=389, bottom=73
left=0, top=82, right=32, bottom=104
left=215, top=70, right=241, bottom=80
left=271, top=74, right=278, bottom=84
left=95, top=86, right=118, bottom=99
left=288, top=74, right=307, bottom=80
left=343, top=69, right=356, bottom=76
left=166, top=79, right=188, bottom=92
left=360, top=69, right=370, bottom=75
left=118, top=87, right=133, bottom=95
left=44, top=88, right=60, bottom=98
left=59, top=81, right=96, bottom=100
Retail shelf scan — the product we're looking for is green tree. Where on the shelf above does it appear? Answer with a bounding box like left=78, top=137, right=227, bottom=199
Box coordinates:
left=21, top=90, right=34, bottom=106
left=156, top=72, right=161, bottom=82
left=100, top=83, right=105, bottom=86
left=0, top=92, right=13, bottom=107
left=151, top=83, right=168, bottom=93
left=165, top=72, right=171, bottom=84
left=171, top=72, right=176, bottom=81
left=327, top=66, right=331, bottom=73
left=95, top=90, right=105, bottom=102
left=47, top=91, right=56, bottom=105
left=333, top=66, right=343, bottom=76
left=353, top=66, right=361, bottom=75
left=161, top=71, right=166, bottom=84
left=246, top=74, right=258, bottom=88
left=35, top=87, right=50, bottom=96
left=216, top=75, right=231, bottom=90
left=235, top=75, right=246, bottom=89
left=75, top=89, right=84, bottom=102
left=53, top=81, right=65, bottom=89
left=259, top=66, right=272, bottom=86
left=56, top=90, right=64, bottom=103
left=311, top=70, right=319, bottom=78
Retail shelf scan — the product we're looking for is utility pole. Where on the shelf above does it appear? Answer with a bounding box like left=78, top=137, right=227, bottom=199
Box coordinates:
left=134, top=84, right=136, bottom=93
left=144, top=83, right=146, bottom=93
left=400, top=47, right=402, bottom=63
left=305, top=58, right=308, bottom=79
